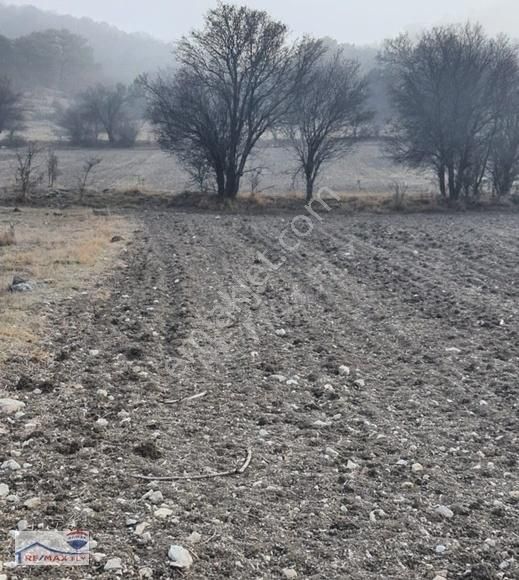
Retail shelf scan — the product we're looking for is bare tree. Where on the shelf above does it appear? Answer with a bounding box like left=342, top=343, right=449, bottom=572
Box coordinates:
left=82, top=83, right=136, bottom=146
left=55, top=101, right=100, bottom=146
left=0, top=76, right=24, bottom=138
left=283, top=49, right=371, bottom=201
left=381, top=24, right=519, bottom=201
left=487, top=67, right=519, bottom=196
left=56, top=83, right=139, bottom=147
left=46, top=148, right=60, bottom=188
left=77, top=157, right=102, bottom=200
left=141, top=3, right=322, bottom=200
left=14, top=142, right=43, bottom=201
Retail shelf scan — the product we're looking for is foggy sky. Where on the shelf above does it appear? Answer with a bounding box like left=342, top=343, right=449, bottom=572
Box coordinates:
left=3, top=0, right=518, bottom=44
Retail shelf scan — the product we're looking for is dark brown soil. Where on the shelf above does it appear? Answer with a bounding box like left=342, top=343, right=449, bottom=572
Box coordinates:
left=1, top=209, right=518, bottom=579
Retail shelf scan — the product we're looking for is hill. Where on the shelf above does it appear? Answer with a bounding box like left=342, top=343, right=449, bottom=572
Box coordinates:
left=0, top=2, right=173, bottom=83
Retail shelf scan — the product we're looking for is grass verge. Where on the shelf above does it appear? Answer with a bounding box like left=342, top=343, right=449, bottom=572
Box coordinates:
left=0, top=207, right=130, bottom=365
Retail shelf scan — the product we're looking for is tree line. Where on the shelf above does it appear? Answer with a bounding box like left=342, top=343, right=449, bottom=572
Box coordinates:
left=0, top=29, right=98, bottom=92
left=141, top=5, right=519, bottom=202
left=1, top=4, right=519, bottom=202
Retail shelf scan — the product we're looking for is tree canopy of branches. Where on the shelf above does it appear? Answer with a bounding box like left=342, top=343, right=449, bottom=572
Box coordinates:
left=141, top=3, right=322, bottom=200
left=56, top=83, right=140, bottom=147
left=283, top=49, right=371, bottom=201
left=0, top=76, right=24, bottom=137
left=381, top=24, right=519, bottom=200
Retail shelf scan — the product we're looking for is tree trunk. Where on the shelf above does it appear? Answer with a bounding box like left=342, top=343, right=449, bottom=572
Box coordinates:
left=305, top=177, right=314, bottom=202
left=447, top=164, right=458, bottom=200
left=224, top=168, right=240, bottom=199
left=215, top=167, right=225, bottom=198
left=438, top=167, right=446, bottom=198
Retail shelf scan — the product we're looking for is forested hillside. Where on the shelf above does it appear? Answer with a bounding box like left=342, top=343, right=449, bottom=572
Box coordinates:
left=0, top=2, right=172, bottom=84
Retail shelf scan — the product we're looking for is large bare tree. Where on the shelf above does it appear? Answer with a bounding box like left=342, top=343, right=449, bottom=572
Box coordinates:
left=381, top=24, right=519, bottom=200
left=141, top=3, right=322, bottom=199
left=487, top=61, right=519, bottom=196
left=283, top=50, right=371, bottom=201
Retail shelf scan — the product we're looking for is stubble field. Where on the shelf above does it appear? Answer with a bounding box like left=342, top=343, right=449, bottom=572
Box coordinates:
left=0, top=141, right=432, bottom=196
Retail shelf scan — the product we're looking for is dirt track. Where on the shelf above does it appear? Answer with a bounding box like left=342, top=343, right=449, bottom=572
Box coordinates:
left=1, top=209, right=518, bottom=579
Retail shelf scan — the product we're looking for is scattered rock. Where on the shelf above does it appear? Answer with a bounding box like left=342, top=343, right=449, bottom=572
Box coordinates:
left=0, top=399, right=25, bottom=415
left=270, top=375, right=287, bottom=383
left=0, top=483, right=9, bottom=497
left=139, top=568, right=153, bottom=579
left=313, top=420, right=332, bottom=428
left=325, top=447, right=339, bottom=458
left=435, top=545, right=447, bottom=554
left=347, top=460, right=359, bottom=470
left=96, top=418, right=109, bottom=428
left=411, top=463, right=424, bottom=473
left=509, top=490, right=519, bottom=501
left=17, top=519, right=28, bottom=531
left=111, top=235, right=124, bottom=243
left=282, top=569, right=298, bottom=579
left=354, top=379, right=365, bottom=388
left=187, top=531, right=202, bottom=544
left=338, top=365, right=351, bottom=376
left=9, top=276, right=33, bottom=293
left=435, top=505, right=454, bottom=519
left=154, top=507, right=173, bottom=520
left=168, top=545, right=193, bottom=569
left=135, top=522, right=149, bottom=537
left=143, top=490, right=163, bottom=505
left=445, top=347, right=461, bottom=354
left=104, top=557, right=123, bottom=571
left=24, top=497, right=41, bottom=509
left=2, top=459, right=21, bottom=471
left=275, top=329, right=287, bottom=337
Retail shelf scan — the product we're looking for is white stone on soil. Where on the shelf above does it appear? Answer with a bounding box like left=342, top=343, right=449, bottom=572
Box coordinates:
left=187, top=531, right=202, bottom=544
left=168, top=545, right=193, bottom=569
left=104, top=557, right=122, bottom=571
left=24, top=497, right=41, bottom=509
left=154, top=507, right=173, bottom=520
left=435, top=505, right=454, bottom=519
left=0, top=399, right=25, bottom=415
left=1, top=459, right=21, bottom=471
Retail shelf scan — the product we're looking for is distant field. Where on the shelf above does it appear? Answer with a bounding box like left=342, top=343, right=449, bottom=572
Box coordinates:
left=0, top=141, right=433, bottom=196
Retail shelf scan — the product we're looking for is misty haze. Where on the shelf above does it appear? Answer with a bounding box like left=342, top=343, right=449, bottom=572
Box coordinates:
left=0, top=1, right=518, bottom=579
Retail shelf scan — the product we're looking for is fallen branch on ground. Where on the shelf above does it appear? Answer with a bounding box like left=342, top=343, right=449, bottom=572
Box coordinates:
left=164, top=391, right=207, bottom=405
left=130, top=448, right=252, bottom=481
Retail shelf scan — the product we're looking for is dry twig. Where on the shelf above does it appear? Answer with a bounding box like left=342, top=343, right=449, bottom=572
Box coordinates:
left=164, top=391, right=207, bottom=405
left=131, top=448, right=252, bottom=481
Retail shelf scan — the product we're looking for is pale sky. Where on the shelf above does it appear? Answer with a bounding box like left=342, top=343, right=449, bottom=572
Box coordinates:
left=3, top=0, right=518, bottom=44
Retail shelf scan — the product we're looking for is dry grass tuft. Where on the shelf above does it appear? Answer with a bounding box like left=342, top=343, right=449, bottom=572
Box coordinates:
left=0, top=223, right=16, bottom=247
left=0, top=208, right=131, bottom=364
